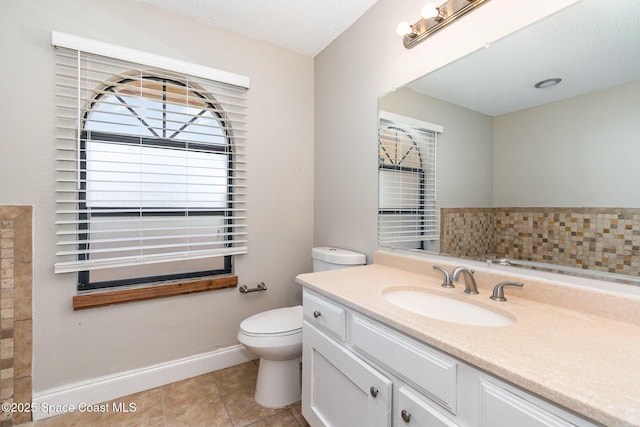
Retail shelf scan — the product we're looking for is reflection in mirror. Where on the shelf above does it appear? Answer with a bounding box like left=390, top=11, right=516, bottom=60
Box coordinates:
left=378, top=0, right=640, bottom=285
left=378, top=112, right=441, bottom=252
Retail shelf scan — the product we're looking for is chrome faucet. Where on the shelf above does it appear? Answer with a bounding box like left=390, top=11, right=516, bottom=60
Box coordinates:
left=451, top=267, right=478, bottom=294
left=432, top=265, right=453, bottom=288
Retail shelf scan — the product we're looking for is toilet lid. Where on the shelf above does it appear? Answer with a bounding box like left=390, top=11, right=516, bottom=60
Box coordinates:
left=240, top=305, right=303, bottom=335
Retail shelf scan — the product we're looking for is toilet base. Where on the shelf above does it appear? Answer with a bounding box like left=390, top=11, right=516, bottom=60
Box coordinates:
left=254, top=357, right=301, bottom=408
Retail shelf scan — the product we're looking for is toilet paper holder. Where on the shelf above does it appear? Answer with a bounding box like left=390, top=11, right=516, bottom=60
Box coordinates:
left=239, top=282, right=267, bottom=293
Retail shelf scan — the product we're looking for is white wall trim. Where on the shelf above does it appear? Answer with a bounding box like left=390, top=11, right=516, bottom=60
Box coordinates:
left=32, top=345, right=256, bottom=420
left=51, top=31, right=250, bottom=89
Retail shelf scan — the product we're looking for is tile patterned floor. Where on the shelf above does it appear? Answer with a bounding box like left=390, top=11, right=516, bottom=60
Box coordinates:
left=18, top=361, right=309, bottom=427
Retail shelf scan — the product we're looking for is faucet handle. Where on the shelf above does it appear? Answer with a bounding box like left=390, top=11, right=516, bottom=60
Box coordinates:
left=490, top=281, right=524, bottom=302
left=433, top=265, right=453, bottom=288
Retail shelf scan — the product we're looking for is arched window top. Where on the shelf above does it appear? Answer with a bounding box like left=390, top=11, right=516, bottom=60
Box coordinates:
left=379, top=125, right=423, bottom=170
left=84, top=75, right=227, bottom=146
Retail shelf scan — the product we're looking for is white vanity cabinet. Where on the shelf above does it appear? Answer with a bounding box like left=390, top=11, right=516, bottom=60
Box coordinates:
left=350, top=314, right=457, bottom=414
left=302, top=323, right=393, bottom=427
left=302, top=291, right=392, bottom=426
left=396, top=387, right=460, bottom=427
left=302, top=289, right=600, bottom=427
left=302, top=291, right=347, bottom=341
left=302, top=289, right=458, bottom=427
left=478, top=378, right=596, bottom=427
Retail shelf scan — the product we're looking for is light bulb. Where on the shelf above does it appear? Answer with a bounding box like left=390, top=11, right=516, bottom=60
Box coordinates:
left=396, top=21, right=413, bottom=37
left=421, top=3, right=439, bottom=19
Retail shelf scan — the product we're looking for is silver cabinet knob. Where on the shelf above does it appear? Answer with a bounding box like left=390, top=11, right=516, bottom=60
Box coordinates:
left=401, top=409, right=411, bottom=423
left=370, top=386, right=379, bottom=398
left=313, top=310, right=322, bottom=318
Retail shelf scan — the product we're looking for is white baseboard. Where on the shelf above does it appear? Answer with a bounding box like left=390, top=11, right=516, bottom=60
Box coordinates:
left=32, top=345, right=256, bottom=421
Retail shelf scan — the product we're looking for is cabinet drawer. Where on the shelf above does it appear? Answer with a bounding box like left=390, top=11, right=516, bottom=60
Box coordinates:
left=303, top=290, right=346, bottom=341
left=397, top=387, right=460, bottom=427
left=351, top=314, right=457, bottom=413
left=479, top=379, right=582, bottom=427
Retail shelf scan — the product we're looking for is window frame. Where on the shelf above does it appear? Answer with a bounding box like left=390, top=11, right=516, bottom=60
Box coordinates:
left=77, top=76, right=234, bottom=291
left=378, top=112, right=442, bottom=251
left=378, top=125, right=428, bottom=249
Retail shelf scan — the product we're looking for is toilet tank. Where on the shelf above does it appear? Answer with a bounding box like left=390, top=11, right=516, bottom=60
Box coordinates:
left=312, top=247, right=366, bottom=272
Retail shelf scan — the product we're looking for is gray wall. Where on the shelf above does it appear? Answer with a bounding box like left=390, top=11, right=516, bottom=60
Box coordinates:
left=493, top=80, right=640, bottom=207
left=313, top=0, right=580, bottom=262
left=381, top=80, right=640, bottom=209
left=0, top=0, right=313, bottom=392
left=379, top=88, right=494, bottom=209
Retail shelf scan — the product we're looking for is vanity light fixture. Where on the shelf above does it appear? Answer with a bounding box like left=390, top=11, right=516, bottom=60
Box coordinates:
left=397, top=0, right=491, bottom=49
left=421, top=3, right=446, bottom=21
left=534, top=77, right=562, bottom=89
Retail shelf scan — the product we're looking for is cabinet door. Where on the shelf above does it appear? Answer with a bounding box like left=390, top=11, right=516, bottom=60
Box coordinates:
left=479, top=379, right=578, bottom=427
left=303, top=322, right=392, bottom=427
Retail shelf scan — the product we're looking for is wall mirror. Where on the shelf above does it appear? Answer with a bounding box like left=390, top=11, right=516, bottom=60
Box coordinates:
left=378, top=0, right=640, bottom=285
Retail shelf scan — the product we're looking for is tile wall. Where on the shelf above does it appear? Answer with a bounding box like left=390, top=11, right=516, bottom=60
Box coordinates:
left=441, top=207, right=640, bottom=278
left=0, top=206, right=32, bottom=427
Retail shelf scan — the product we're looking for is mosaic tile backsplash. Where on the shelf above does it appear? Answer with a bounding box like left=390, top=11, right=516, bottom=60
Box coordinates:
left=0, top=206, right=32, bottom=427
left=441, top=207, right=640, bottom=279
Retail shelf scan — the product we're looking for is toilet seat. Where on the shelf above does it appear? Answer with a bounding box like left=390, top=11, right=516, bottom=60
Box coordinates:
left=239, top=305, right=302, bottom=337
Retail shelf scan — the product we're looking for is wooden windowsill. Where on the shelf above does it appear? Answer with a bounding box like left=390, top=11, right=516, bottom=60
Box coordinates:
left=72, top=275, right=238, bottom=310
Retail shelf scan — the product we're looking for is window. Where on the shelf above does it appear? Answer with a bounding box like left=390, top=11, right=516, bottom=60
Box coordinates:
left=378, top=112, right=441, bottom=251
left=53, top=33, right=249, bottom=291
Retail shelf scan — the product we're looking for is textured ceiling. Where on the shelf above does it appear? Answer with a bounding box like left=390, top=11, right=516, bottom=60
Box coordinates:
left=140, top=0, right=380, bottom=56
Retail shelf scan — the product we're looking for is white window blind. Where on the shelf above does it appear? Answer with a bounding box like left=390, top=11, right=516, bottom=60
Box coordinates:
left=378, top=112, right=441, bottom=249
left=53, top=35, right=249, bottom=274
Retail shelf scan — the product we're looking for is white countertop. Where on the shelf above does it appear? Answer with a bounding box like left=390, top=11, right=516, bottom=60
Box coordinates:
left=296, top=251, right=640, bottom=427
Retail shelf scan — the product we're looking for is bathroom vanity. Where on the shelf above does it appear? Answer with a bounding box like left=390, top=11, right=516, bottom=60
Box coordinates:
left=296, top=251, right=640, bottom=427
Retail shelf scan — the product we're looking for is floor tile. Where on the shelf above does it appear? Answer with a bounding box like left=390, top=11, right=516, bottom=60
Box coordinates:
left=212, top=360, right=258, bottom=396
left=20, top=361, right=309, bottom=427
left=290, top=404, right=310, bottom=427
left=165, top=400, right=232, bottom=427
left=163, top=372, right=221, bottom=411
left=101, top=387, right=164, bottom=426
left=30, top=408, right=102, bottom=427
left=222, top=386, right=283, bottom=427
left=246, top=410, right=300, bottom=427
left=124, top=416, right=165, bottom=427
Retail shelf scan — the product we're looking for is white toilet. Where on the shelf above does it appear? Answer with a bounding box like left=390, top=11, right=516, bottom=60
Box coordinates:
left=237, top=247, right=366, bottom=408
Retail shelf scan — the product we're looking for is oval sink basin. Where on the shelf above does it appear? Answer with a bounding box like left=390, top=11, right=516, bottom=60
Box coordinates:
left=384, top=290, right=514, bottom=327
